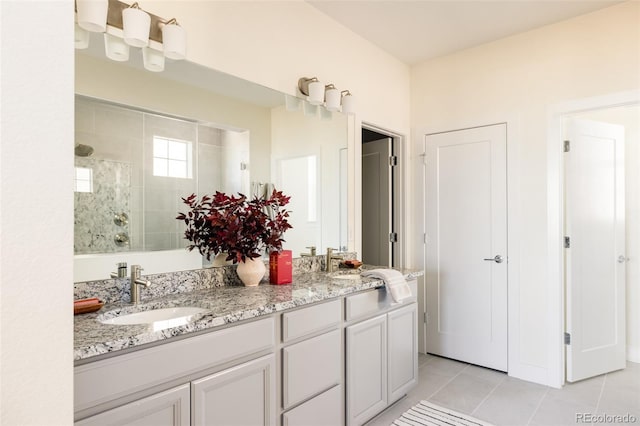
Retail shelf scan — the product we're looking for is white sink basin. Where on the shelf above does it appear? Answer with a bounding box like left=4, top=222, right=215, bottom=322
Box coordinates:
left=332, top=274, right=361, bottom=281
left=100, top=307, right=208, bottom=331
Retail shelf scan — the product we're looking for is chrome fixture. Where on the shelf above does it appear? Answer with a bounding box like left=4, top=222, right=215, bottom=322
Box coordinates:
left=325, top=248, right=344, bottom=273
left=130, top=265, right=151, bottom=304
left=300, top=246, right=317, bottom=257
left=113, top=212, right=129, bottom=226
left=75, top=0, right=187, bottom=73
left=483, top=255, right=504, bottom=264
left=110, top=262, right=128, bottom=278
left=296, top=77, right=355, bottom=115
left=114, top=232, right=130, bottom=247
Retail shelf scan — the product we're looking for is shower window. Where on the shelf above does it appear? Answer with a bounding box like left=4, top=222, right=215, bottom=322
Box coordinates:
left=74, top=167, right=93, bottom=193
left=152, top=136, right=193, bottom=179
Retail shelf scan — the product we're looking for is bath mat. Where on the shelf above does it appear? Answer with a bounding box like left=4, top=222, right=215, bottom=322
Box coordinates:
left=391, top=401, right=494, bottom=426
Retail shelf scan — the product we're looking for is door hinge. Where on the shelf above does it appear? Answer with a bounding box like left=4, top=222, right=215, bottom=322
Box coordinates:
left=564, top=140, right=571, bottom=153
left=420, top=153, right=427, bottom=165
left=424, top=233, right=428, bottom=244
left=240, top=162, right=247, bottom=170
left=424, top=312, right=429, bottom=324
left=389, top=155, right=398, bottom=167
left=564, top=236, right=571, bottom=248
left=564, top=332, right=571, bottom=345
left=389, top=232, right=398, bottom=243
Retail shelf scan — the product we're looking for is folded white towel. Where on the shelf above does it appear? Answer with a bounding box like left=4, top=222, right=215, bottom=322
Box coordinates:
left=361, top=268, right=412, bottom=303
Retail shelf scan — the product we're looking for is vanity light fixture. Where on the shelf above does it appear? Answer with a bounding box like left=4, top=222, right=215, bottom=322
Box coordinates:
left=122, top=2, right=150, bottom=47
left=75, top=0, right=187, bottom=72
left=325, top=84, right=341, bottom=112
left=76, top=0, right=109, bottom=32
left=341, top=90, right=355, bottom=115
left=161, top=18, right=186, bottom=60
left=298, top=77, right=325, bottom=106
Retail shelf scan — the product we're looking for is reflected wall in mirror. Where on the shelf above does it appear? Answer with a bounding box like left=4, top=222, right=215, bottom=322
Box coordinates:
left=74, top=48, right=350, bottom=282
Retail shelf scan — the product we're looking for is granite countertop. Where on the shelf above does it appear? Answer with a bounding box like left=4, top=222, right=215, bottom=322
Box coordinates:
left=74, top=268, right=423, bottom=363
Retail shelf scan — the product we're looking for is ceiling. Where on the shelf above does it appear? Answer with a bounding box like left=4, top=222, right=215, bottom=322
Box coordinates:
left=306, top=0, right=624, bottom=65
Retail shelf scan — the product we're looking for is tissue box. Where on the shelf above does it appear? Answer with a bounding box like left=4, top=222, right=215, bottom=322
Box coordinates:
left=270, top=250, right=292, bottom=284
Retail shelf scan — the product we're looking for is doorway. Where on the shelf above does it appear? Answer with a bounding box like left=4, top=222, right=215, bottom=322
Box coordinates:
left=361, top=127, right=398, bottom=267
left=562, top=104, right=640, bottom=382
left=424, top=124, right=508, bottom=371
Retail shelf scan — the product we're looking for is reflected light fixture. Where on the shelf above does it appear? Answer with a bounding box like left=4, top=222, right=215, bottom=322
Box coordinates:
left=143, top=47, right=165, bottom=72
left=75, top=23, right=90, bottom=49
left=76, top=0, right=108, bottom=32
left=104, top=32, right=130, bottom=61
left=122, top=2, right=151, bottom=47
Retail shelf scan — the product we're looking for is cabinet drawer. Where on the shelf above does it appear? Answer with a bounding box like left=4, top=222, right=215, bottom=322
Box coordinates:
left=282, top=299, right=341, bottom=342
left=345, top=279, right=417, bottom=322
left=283, top=385, right=343, bottom=426
left=282, top=329, right=342, bottom=409
left=75, top=317, right=275, bottom=413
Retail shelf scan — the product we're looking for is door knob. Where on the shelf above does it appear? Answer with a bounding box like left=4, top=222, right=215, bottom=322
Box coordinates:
left=618, top=255, right=628, bottom=263
left=483, top=255, right=504, bottom=264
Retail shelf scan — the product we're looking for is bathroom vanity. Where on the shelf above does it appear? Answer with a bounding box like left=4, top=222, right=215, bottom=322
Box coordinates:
left=73, top=268, right=421, bottom=426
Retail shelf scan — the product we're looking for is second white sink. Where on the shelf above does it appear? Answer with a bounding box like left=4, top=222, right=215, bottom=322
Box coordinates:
left=100, top=307, right=208, bottom=331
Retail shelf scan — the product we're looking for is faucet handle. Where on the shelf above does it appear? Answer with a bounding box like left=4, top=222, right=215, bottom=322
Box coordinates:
left=306, top=246, right=317, bottom=255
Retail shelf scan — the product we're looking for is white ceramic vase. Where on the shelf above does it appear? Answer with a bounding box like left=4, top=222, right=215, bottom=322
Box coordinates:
left=236, top=258, right=266, bottom=286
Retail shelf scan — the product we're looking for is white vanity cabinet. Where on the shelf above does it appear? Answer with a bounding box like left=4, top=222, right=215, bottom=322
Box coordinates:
left=74, top=317, right=276, bottom=425
left=280, top=299, right=344, bottom=425
left=345, top=280, right=418, bottom=426
left=192, top=354, right=276, bottom=426
left=75, top=384, right=190, bottom=426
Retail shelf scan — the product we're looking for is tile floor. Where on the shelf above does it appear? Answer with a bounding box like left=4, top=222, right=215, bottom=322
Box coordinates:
left=366, top=354, right=640, bottom=426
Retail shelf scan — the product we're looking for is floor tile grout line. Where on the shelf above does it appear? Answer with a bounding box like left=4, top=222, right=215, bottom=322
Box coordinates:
left=426, top=363, right=471, bottom=400
left=594, top=373, right=607, bottom=413
left=525, top=387, right=550, bottom=426
left=470, top=374, right=507, bottom=416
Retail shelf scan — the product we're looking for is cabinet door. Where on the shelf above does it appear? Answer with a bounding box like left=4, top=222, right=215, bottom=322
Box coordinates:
left=346, top=314, right=387, bottom=426
left=192, top=354, right=276, bottom=426
left=388, top=303, right=418, bottom=403
left=75, top=384, right=189, bottom=426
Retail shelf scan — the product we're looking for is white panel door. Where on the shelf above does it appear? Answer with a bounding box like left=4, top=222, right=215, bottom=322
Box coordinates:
left=425, top=124, right=508, bottom=371
left=564, top=118, right=626, bottom=382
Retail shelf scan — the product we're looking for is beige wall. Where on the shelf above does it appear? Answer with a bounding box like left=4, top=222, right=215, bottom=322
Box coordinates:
left=411, top=1, right=640, bottom=385
left=0, top=2, right=74, bottom=424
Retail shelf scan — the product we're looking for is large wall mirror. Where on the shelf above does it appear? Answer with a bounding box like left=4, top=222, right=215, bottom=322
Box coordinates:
left=75, top=43, right=351, bottom=282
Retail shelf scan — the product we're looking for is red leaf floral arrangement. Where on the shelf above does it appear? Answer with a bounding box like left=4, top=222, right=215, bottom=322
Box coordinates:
left=177, top=190, right=292, bottom=264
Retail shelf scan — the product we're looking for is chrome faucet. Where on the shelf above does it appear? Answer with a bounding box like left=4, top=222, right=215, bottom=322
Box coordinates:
left=325, top=248, right=344, bottom=273
left=130, top=265, right=151, bottom=304
left=110, top=262, right=128, bottom=279
left=301, top=246, right=317, bottom=257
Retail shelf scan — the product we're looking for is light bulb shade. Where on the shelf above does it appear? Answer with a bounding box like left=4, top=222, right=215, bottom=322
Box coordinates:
left=341, top=93, right=355, bottom=115
left=303, top=101, right=318, bottom=117
left=308, top=81, right=324, bottom=105
left=285, top=94, right=301, bottom=112
left=104, top=33, right=130, bottom=62
left=325, top=88, right=341, bottom=111
left=76, top=0, right=108, bottom=32
left=162, top=23, right=186, bottom=60
left=75, top=24, right=90, bottom=49
left=123, top=7, right=151, bottom=47
left=143, top=47, right=165, bottom=72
